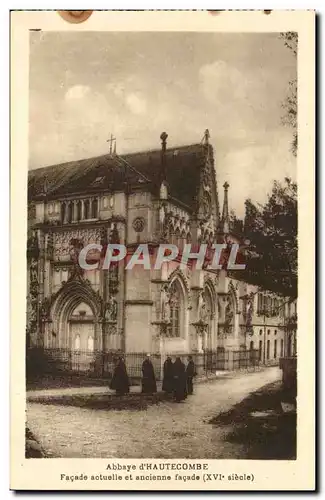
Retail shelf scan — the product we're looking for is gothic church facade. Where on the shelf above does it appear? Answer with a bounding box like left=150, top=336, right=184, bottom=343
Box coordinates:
left=27, top=131, right=295, bottom=363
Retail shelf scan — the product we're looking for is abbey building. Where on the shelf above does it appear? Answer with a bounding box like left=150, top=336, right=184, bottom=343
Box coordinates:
left=27, top=131, right=296, bottom=367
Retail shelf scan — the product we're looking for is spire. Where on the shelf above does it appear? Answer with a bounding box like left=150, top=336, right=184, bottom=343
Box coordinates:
left=160, top=131, right=168, bottom=182
left=221, top=181, right=230, bottom=233
left=203, top=129, right=210, bottom=146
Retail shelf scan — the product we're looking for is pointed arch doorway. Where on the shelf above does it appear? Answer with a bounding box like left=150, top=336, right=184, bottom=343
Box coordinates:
left=68, top=302, right=95, bottom=371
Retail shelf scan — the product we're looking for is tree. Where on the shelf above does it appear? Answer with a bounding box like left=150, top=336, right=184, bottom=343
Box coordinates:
left=280, top=32, right=298, bottom=156
left=231, top=178, right=297, bottom=298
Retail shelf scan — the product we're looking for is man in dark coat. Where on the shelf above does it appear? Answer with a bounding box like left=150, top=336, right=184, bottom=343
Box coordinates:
left=141, top=354, right=157, bottom=394
left=186, top=355, right=196, bottom=395
left=173, top=357, right=187, bottom=402
left=110, top=356, right=130, bottom=396
left=162, top=356, right=174, bottom=394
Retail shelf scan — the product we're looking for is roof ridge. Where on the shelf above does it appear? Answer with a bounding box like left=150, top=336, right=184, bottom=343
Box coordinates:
left=29, top=143, right=204, bottom=173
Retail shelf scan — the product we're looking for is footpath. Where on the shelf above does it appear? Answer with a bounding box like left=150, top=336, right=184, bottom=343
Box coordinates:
left=27, top=367, right=281, bottom=459
left=27, top=366, right=268, bottom=404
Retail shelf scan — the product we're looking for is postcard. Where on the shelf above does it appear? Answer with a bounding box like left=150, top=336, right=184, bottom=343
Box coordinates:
left=10, top=10, right=315, bottom=491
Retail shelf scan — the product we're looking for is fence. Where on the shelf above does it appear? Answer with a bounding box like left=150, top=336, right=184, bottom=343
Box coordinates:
left=26, top=346, right=262, bottom=383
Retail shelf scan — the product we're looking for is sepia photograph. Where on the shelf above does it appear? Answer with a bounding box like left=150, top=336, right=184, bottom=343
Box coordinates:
left=25, top=28, right=298, bottom=461
left=10, top=10, right=315, bottom=491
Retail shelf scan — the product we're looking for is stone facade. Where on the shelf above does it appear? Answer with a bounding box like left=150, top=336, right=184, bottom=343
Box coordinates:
left=27, top=132, right=296, bottom=361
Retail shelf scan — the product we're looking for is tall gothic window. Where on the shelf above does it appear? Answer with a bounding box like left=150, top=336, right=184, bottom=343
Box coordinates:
left=257, top=293, right=263, bottom=314
left=76, top=200, right=82, bottom=221
left=84, top=199, right=90, bottom=219
left=91, top=198, right=98, bottom=219
left=67, top=202, right=73, bottom=223
left=61, top=203, right=66, bottom=224
left=168, top=280, right=184, bottom=337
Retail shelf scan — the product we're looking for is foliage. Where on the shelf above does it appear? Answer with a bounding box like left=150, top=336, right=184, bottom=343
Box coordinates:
left=232, top=178, right=297, bottom=298
left=280, top=32, right=298, bottom=156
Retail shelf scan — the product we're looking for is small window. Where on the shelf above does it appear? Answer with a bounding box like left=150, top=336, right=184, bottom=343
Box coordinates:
left=266, top=340, right=270, bottom=360
left=267, top=329, right=270, bottom=335
left=258, top=340, right=262, bottom=360
left=259, top=329, right=263, bottom=335
left=274, top=329, right=277, bottom=335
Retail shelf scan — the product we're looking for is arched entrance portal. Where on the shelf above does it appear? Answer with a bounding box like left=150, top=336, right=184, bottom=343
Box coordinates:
left=49, top=278, right=101, bottom=353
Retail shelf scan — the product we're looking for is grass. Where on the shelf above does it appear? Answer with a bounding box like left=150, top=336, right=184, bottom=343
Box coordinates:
left=210, top=381, right=296, bottom=460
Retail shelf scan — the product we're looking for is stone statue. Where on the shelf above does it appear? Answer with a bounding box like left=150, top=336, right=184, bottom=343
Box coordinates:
left=161, top=283, right=171, bottom=323
left=105, top=295, right=118, bottom=322
left=30, top=259, right=39, bottom=284
left=246, top=292, right=254, bottom=332
left=224, top=294, right=234, bottom=334
left=109, top=223, right=120, bottom=244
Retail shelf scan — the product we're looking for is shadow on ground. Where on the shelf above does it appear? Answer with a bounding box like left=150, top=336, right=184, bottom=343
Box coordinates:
left=27, top=391, right=170, bottom=410
left=209, top=380, right=296, bottom=460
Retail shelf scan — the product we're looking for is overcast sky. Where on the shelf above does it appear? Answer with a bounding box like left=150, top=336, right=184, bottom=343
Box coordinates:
left=29, top=32, right=296, bottom=217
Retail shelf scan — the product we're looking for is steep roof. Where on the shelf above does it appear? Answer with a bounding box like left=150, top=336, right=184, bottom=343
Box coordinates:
left=28, top=143, right=211, bottom=210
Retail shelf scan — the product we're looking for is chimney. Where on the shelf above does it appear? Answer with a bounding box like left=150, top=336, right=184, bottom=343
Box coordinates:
left=221, top=181, right=230, bottom=234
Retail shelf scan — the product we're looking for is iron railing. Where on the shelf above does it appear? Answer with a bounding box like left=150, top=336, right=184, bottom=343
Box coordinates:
left=26, top=347, right=262, bottom=382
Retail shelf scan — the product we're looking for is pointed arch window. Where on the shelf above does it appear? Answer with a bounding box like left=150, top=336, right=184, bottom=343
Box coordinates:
left=168, top=279, right=184, bottom=338
left=87, top=335, right=94, bottom=351
left=74, top=334, right=81, bottom=350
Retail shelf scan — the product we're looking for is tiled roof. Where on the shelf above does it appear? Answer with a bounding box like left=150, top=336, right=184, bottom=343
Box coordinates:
left=28, top=143, right=212, bottom=210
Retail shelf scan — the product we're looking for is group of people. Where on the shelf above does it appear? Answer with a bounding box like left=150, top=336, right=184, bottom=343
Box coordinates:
left=109, top=354, right=196, bottom=402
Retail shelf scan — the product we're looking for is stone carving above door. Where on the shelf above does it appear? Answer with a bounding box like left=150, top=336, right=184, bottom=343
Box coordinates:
left=53, top=228, right=101, bottom=260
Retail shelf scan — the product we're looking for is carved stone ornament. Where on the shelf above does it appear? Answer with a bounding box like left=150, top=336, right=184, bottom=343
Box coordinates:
left=105, top=295, right=118, bottom=322
left=132, top=217, right=145, bottom=233
left=53, top=228, right=101, bottom=260
left=202, top=191, right=212, bottom=219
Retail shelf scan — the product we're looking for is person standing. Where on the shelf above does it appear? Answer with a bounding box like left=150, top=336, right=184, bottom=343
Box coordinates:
left=186, top=355, right=196, bottom=395
left=162, top=356, right=174, bottom=394
left=110, top=356, right=130, bottom=396
left=173, top=357, right=187, bottom=402
left=141, top=354, right=157, bottom=394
